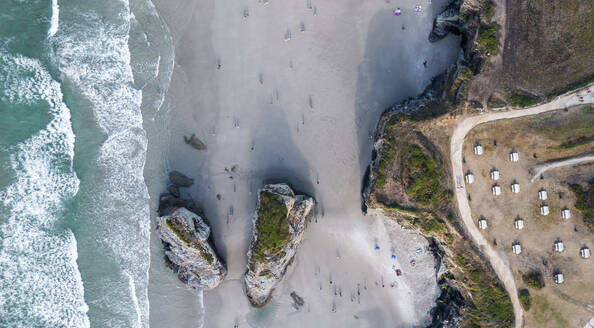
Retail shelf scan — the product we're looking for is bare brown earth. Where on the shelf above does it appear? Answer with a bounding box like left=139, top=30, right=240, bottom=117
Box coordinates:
left=462, top=105, right=594, bottom=328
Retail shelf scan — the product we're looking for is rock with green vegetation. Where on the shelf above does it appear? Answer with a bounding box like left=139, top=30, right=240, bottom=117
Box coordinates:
left=157, top=207, right=226, bottom=290
left=245, top=183, right=315, bottom=307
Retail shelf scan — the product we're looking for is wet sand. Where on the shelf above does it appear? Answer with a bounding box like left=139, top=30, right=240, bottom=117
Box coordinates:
left=147, top=0, right=460, bottom=327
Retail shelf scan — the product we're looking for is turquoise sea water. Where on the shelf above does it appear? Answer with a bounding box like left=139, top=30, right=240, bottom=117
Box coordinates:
left=0, top=0, right=173, bottom=327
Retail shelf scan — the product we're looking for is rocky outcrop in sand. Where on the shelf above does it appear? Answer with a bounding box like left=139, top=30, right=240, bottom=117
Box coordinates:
left=429, top=0, right=465, bottom=42
left=244, top=183, right=315, bottom=307
left=169, top=170, right=194, bottom=187
left=157, top=207, right=226, bottom=290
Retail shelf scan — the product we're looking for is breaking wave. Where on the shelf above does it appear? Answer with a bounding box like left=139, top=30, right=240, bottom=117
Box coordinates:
left=0, top=51, right=90, bottom=328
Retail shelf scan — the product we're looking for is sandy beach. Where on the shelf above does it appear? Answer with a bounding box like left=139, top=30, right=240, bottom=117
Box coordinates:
left=146, top=0, right=461, bottom=327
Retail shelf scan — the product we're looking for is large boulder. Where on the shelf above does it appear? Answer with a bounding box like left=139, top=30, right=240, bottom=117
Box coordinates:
left=244, top=183, right=315, bottom=307
left=157, top=207, right=226, bottom=290
left=169, top=171, right=194, bottom=187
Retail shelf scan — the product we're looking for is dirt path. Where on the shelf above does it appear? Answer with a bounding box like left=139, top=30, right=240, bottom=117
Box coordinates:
left=530, top=154, right=594, bottom=182
left=450, top=87, right=593, bottom=328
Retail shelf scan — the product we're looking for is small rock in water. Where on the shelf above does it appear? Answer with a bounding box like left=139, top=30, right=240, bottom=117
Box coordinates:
left=169, top=171, right=194, bottom=187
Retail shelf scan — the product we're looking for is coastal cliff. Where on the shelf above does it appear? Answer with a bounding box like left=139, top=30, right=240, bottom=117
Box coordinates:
left=244, top=184, right=315, bottom=307
left=157, top=207, right=227, bottom=290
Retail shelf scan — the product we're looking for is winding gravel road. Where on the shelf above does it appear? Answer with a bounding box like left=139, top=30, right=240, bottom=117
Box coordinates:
left=530, top=154, right=594, bottom=182
left=450, top=87, right=593, bottom=328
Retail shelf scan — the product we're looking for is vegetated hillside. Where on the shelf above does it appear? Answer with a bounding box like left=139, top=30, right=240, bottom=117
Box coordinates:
left=503, top=0, right=594, bottom=96
left=570, top=180, right=594, bottom=230
left=366, top=113, right=514, bottom=328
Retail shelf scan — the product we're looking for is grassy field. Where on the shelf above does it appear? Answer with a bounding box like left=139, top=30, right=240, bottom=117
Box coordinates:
left=251, top=191, right=291, bottom=261
left=456, top=253, right=514, bottom=327
left=503, top=0, right=594, bottom=95
left=570, top=181, right=594, bottom=229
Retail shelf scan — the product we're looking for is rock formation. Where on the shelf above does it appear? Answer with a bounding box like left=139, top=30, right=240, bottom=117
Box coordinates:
left=244, top=183, right=315, bottom=307
left=429, top=0, right=465, bottom=42
left=184, top=133, right=207, bottom=150
left=157, top=206, right=226, bottom=290
left=169, top=170, right=194, bottom=187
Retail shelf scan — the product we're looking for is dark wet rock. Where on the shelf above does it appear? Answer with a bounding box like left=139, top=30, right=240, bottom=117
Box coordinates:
left=168, top=185, right=180, bottom=198
left=429, top=0, right=465, bottom=42
left=184, top=133, right=207, bottom=150
left=169, top=170, right=194, bottom=187
left=290, top=291, right=305, bottom=309
left=158, top=193, right=199, bottom=216
left=427, top=281, right=466, bottom=328
left=157, top=207, right=226, bottom=290
left=244, top=183, right=315, bottom=307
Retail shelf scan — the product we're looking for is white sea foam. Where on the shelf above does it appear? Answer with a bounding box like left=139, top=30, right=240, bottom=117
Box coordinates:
left=53, top=1, right=151, bottom=326
left=0, top=52, right=89, bottom=327
left=48, top=0, right=59, bottom=36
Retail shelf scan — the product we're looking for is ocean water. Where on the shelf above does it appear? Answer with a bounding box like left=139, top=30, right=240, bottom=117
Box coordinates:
left=0, top=0, right=173, bottom=327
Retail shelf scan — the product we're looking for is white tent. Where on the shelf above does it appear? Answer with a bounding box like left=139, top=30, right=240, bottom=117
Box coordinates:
left=509, top=151, right=519, bottom=162
left=538, top=189, right=548, bottom=200
left=540, top=205, right=549, bottom=216
left=478, top=218, right=488, bottom=230
left=561, top=208, right=571, bottom=220
left=514, top=218, right=524, bottom=230
left=492, top=185, right=501, bottom=196
left=554, top=273, right=564, bottom=284
left=474, top=144, right=483, bottom=155
left=511, top=183, right=520, bottom=193
left=581, top=247, right=591, bottom=259
left=554, top=240, right=564, bottom=252
left=490, top=169, right=500, bottom=181
left=465, top=173, right=475, bottom=184
left=512, top=243, right=522, bottom=255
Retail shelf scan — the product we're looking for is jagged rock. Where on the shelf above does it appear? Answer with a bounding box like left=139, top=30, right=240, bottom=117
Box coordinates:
left=427, top=281, right=466, bottom=328
left=168, top=185, right=181, bottom=198
left=158, top=193, right=199, bottom=216
left=157, top=207, right=226, bottom=290
left=244, top=183, right=315, bottom=307
left=169, top=170, right=194, bottom=187
left=184, top=133, right=207, bottom=150
left=429, top=0, right=465, bottom=42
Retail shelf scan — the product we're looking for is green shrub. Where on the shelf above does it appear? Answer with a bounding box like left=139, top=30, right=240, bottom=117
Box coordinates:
left=519, top=288, right=532, bottom=310
left=570, top=182, right=594, bottom=229
left=456, top=253, right=514, bottom=327
left=510, top=93, right=539, bottom=107
left=398, top=143, right=445, bottom=207
left=478, top=26, right=498, bottom=55
left=522, top=270, right=545, bottom=289
left=421, top=218, right=446, bottom=233
left=548, top=136, right=594, bottom=150
left=252, top=191, right=291, bottom=261
left=482, top=0, right=495, bottom=21
left=375, top=138, right=396, bottom=188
